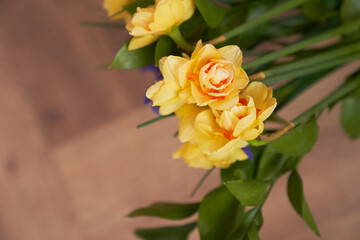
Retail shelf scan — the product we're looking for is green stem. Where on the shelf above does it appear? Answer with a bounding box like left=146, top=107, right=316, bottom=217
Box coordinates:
left=264, top=42, right=360, bottom=78
left=243, top=19, right=360, bottom=70
left=190, top=168, right=214, bottom=197
left=224, top=0, right=310, bottom=40
left=136, top=114, right=174, bottom=129
left=168, top=26, right=195, bottom=52
left=264, top=52, right=360, bottom=85
left=292, top=76, right=360, bottom=125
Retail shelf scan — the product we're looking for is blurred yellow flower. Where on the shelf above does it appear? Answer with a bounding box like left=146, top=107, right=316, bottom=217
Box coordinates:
left=173, top=104, right=248, bottom=169
left=126, top=0, right=195, bottom=50
left=146, top=41, right=249, bottom=114
left=103, top=0, right=133, bottom=20
left=172, top=82, right=276, bottom=169
left=173, top=142, right=248, bottom=169
left=212, top=81, right=277, bottom=141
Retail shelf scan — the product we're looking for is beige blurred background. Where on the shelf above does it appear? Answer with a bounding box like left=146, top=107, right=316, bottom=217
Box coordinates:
left=0, top=0, right=359, bottom=239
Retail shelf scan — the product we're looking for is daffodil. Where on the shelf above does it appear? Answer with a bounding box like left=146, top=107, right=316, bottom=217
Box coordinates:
left=173, top=82, right=276, bottom=169
left=146, top=41, right=249, bottom=114
left=126, top=0, right=195, bottom=50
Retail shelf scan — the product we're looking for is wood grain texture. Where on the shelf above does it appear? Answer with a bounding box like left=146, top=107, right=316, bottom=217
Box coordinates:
left=0, top=0, right=359, bottom=239
left=0, top=80, right=83, bottom=240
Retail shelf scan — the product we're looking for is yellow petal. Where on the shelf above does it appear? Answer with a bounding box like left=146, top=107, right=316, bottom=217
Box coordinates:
left=241, top=122, right=264, bottom=141
left=176, top=105, right=203, bottom=142
left=152, top=0, right=184, bottom=31
left=220, top=111, right=239, bottom=132
left=162, top=56, right=188, bottom=83
left=244, top=81, right=269, bottom=108
left=173, top=143, right=213, bottom=169
left=209, top=92, right=239, bottom=110
left=146, top=81, right=164, bottom=99
left=103, top=0, right=131, bottom=19
left=159, top=98, right=184, bottom=115
left=191, top=40, right=204, bottom=59
left=259, top=99, right=277, bottom=121
left=182, top=0, right=196, bottom=21
left=128, top=35, right=159, bottom=50
left=193, top=44, right=221, bottom=73
left=233, top=68, right=249, bottom=90
left=233, top=107, right=257, bottom=137
left=178, top=60, right=194, bottom=88
left=191, top=82, right=215, bottom=106
left=218, top=45, right=243, bottom=70
left=195, top=110, right=221, bottom=134
left=179, top=87, right=196, bottom=103
left=152, top=82, right=180, bottom=105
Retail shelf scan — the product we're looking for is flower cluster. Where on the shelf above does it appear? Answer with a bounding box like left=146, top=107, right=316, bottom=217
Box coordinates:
left=148, top=41, right=277, bottom=169
left=105, top=0, right=276, bottom=169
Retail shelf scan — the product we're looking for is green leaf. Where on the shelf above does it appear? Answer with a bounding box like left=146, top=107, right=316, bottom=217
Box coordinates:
left=155, top=36, right=175, bottom=67
left=274, top=70, right=331, bottom=111
left=226, top=206, right=261, bottom=240
left=287, top=170, right=320, bottom=236
left=123, top=0, right=155, bottom=15
left=340, top=96, right=360, bottom=139
left=110, top=41, right=156, bottom=69
left=135, top=222, right=196, bottom=240
left=198, top=187, right=242, bottom=240
left=247, top=224, right=260, bottom=240
left=221, top=161, right=251, bottom=182
left=128, top=202, right=199, bottom=220
left=253, top=209, right=263, bottom=230
left=224, top=179, right=268, bottom=206
left=269, top=117, right=319, bottom=156
left=194, top=0, right=227, bottom=28
left=303, top=0, right=337, bottom=21
left=256, top=147, right=289, bottom=181
left=341, top=0, right=360, bottom=23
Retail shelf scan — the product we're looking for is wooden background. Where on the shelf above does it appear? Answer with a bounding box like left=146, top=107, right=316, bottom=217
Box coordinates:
left=0, top=0, right=359, bottom=239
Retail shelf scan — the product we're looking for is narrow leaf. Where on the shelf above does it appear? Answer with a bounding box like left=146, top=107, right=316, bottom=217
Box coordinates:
left=128, top=202, right=199, bottom=220
left=110, top=41, right=156, bottom=69
left=287, top=170, right=320, bottom=236
left=135, top=222, right=196, bottom=240
left=340, top=96, right=360, bottom=139
left=136, top=114, right=174, bottom=129
left=247, top=224, right=260, bottom=240
left=226, top=206, right=261, bottom=240
left=269, top=116, right=319, bottom=156
left=194, top=0, right=227, bottom=28
left=198, top=187, right=242, bottom=240
left=224, top=179, right=268, bottom=206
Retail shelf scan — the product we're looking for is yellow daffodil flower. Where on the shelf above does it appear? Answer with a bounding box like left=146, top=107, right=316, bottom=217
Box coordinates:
left=103, top=0, right=134, bottom=21
left=126, top=0, right=195, bottom=50
left=146, top=41, right=249, bottom=114
left=173, top=82, right=276, bottom=169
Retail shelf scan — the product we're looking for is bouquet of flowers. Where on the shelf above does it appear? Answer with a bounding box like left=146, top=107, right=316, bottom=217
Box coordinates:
left=95, top=0, right=360, bottom=238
